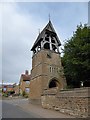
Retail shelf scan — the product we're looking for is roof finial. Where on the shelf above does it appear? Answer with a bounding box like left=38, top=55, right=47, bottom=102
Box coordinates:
left=49, top=13, right=51, bottom=22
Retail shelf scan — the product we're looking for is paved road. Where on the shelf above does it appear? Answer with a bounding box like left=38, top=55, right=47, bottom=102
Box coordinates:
left=2, top=100, right=41, bottom=118
left=2, top=98, right=75, bottom=118
left=0, top=100, right=2, bottom=119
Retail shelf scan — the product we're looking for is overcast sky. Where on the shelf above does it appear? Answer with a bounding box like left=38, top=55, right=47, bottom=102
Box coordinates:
left=1, top=2, right=88, bottom=84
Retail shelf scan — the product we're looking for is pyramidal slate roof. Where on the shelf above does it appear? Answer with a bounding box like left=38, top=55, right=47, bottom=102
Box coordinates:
left=31, top=20, right=61, bottom=51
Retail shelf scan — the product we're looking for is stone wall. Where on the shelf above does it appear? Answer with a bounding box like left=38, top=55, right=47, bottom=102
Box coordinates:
left=41, top=87, right=90, bottom=118
left=30, top=49, right=67, bottom=102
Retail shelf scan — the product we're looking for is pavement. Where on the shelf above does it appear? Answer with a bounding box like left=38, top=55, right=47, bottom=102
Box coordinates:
left=2, top=100, right=41, bottom=118
left=2, top=97, right=76, bottom=118
left=8, top=98, right=75, bottom=118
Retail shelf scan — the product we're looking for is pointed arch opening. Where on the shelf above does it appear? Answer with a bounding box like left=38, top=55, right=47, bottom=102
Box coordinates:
left=49, top=78, right=60, bottom=88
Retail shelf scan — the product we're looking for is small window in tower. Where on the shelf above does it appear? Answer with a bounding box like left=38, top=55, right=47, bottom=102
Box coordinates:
left=47, top=52, right=51, bottom=58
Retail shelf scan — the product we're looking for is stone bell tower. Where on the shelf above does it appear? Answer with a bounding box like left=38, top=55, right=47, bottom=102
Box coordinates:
left=29, top=20, right=66, bottom=104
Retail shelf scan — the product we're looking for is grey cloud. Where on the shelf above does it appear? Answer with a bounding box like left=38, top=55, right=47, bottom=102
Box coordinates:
left=2, top=2, right=87, bottom=84
left=2, top=3, right=41, bottom=83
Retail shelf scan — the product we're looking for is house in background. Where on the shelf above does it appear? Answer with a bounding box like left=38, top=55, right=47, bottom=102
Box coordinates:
left=14, top=84, right=20, bottom=95
left=19, top=70, right=31, bottom=96
left=2, top=83, right=16, bottom=95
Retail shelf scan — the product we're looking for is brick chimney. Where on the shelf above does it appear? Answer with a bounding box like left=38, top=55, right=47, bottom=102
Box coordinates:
left=25, top=70, right=29, bottom=75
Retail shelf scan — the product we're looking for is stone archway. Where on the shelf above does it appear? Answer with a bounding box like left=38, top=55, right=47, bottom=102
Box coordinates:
left=48, top=78, right=60, bottom=89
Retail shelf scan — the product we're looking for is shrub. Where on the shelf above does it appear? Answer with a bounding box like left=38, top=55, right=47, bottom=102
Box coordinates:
left=22, top=91, right=26, bottom=96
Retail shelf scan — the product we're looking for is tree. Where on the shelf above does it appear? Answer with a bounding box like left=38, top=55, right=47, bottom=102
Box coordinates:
left=62, top=24, right=90, bottom=88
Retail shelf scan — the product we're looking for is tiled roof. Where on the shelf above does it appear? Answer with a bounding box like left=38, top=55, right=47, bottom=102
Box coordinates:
left=21, top=74, right=31, bottom=81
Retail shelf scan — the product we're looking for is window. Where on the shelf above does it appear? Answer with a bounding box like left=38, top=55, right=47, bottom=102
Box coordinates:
left=54, top=68, right=56, bottom=73
left=26, top=81, right=30, bottom=84
left=25, top=88, right=30, bottom=93
left=47, top=52, right=51, bottom=58
left=50, top=66, right=60, bottom=73
left=50, top=67, right=52, bottom=72
left=3, top=88, right=7, bottom=92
